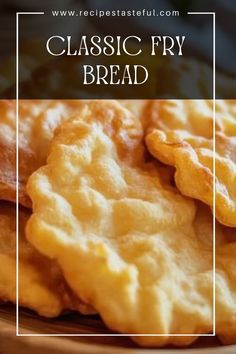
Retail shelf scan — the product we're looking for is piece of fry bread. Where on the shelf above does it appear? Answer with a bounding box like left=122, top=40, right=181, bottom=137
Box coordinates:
left=0, top=99, right=148, bottom=207
left=25, top=100, right=236, bottom=346
left=145, top=100, right=236, bottom=227
left=0, top=201, right=94, bottom=316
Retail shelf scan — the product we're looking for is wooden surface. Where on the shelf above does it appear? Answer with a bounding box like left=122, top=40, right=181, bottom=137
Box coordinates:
left=0, top=305, right=236, bottom=354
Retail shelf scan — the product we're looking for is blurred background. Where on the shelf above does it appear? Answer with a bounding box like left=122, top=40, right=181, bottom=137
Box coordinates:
left=0, top=0, right=235, bottom=98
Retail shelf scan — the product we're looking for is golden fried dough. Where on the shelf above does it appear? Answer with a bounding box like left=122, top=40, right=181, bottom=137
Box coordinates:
left=0, top=99, right=39, bottom=206
left=0, top=101, right=19, bottom=204
left=0, top=99, right=87, bottom=207
left=0, top=99, right=148, bottom=207
left=145, top=100, right=236, bottom=227
left=119, top=100, right=148, bottom=124
left=0, top=202, right=94, bottom=317
left=25, top=100, right=223, bottom=345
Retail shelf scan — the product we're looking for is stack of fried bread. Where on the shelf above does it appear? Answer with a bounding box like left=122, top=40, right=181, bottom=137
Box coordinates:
left=0, top=98, right=235, bottom=347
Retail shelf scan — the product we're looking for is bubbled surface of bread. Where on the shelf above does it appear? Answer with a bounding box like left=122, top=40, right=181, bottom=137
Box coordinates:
left=26, top=100, right=236, bottom=346
left=145, top=100, right=236, bottom=227
left=0, top=202, right=94, bottom=317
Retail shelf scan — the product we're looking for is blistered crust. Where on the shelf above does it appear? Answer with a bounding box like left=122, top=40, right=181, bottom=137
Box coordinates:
left=25, top=100, right=236, bottom=345
left=0, top=202, right=94, bottom=316
left=0, top=100, right=88, bottom=206
left=145, top=100, right=236, bottom=227
left=0, top=99, right=147, bottom=207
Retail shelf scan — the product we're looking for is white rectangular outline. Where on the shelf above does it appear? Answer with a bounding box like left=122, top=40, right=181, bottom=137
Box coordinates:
left=16, top=11, right=216, bottom=337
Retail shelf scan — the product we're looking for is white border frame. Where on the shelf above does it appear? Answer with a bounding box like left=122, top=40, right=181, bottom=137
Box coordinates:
left=16, top=11, right=216, bottom=337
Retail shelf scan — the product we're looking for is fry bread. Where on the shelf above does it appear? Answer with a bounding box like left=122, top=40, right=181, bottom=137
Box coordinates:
left=135, top=205, right=236, bottom=346
left=119, top=100, right=148, bottom=124
left=145, top=100, right=236, bottom=227
left=0, top=99, right=147, bottom=207
left=0, top=100, right=86, bottom=207
left=0, top=202, right=94, bottom=316
left=0, top=100, right=16, bottom=203
left=25, top=100, right=236, bottom=346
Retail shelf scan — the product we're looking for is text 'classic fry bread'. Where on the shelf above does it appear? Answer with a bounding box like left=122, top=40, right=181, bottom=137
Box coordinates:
left=0, top=202, right=94, bottom=317
left=25, top=100, right=235, bottom=346
left=145, top=100, right=236, bottom=227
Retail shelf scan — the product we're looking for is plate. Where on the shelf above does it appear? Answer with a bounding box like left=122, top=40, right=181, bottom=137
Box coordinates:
left=0, top=305, right=236, bottom=354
